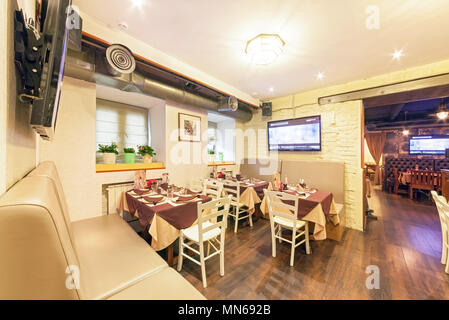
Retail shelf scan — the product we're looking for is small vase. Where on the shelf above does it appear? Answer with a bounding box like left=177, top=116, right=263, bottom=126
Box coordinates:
left=124, top=153, right=136, bottom=164
left=142, top=154, right=153, bottom=163
left=103, top=152, right=117, bottom=165
left=208, top=154, right=215, bottom=163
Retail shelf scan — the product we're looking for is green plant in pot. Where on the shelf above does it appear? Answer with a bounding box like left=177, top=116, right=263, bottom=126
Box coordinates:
left=208, top=149, right=215, bottom=163
left=98, top=143, right=119, bottom=164
left=138, top=145, right=156, bottom=163
left=124, top=148, right=136, bottom=164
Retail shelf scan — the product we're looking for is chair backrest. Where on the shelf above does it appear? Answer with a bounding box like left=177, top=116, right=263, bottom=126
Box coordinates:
left=197, top=196, right=231, bottom=243
left=411, top=170, right=441, bottom=190
left=203, top=179, right=224, bottom=199
left=222, top=180, right=240, bottom=205
left=432, top=191, right=448, bottom=229
left=264, top=190, right=300, bottom=226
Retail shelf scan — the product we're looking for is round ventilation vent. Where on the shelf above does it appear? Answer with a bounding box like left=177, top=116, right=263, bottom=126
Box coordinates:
left=218, top=95, right=239, bottom=112
left=228, top=96, right=239, bottom=112
left=105, top=44, right=136, bottom=75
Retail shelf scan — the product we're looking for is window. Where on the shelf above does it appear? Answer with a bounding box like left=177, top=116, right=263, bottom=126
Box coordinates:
left=96, top=99, right=149, bottom=160
left=207, top=116, right=236, bottom=162
left=208, top=121, right=217, bottom=154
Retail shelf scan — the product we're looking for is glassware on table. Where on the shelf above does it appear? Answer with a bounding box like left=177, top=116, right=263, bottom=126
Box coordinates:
left=167, top=185, right=174, bottom=200
left=150, top=181, right=158, bottom=194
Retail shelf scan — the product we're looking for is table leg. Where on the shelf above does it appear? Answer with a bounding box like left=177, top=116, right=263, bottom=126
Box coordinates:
left=167, top=243, right=178, bottom=266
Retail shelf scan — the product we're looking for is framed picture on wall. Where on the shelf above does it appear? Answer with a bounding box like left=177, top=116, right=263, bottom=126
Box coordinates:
left=178, top=113, right=201, bottom=142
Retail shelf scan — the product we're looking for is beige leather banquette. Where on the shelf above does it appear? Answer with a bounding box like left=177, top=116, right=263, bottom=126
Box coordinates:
left=239, top=158, right=282, bottom=182
left=239, top=158, right=345, bottom=228
left=0, top=162, right=205, bottom=300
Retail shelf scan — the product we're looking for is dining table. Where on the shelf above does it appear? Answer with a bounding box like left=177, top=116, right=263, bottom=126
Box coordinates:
left=119, top=188, right=212, bottom=265
left=260, top=184, right=340, bottom=241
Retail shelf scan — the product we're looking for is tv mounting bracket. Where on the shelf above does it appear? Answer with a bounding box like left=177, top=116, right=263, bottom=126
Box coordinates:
left=14, top=10, right=44, bottom=104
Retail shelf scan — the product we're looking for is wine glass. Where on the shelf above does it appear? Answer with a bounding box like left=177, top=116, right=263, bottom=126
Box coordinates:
left=167, top=185, right=174, bottom=200
left=151, top=181, right=158, bottom=194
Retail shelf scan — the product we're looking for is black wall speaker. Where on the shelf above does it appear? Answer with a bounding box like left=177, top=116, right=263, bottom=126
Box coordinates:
left=262, top=102, right=272, bottom=117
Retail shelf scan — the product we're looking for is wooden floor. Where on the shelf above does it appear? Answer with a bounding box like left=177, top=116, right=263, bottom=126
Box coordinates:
left=178, top=187, right=449, bottom=299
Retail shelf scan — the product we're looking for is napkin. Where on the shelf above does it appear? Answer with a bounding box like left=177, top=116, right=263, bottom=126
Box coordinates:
left=177, top=195, right=196, bottom=202
left=134, top=189, right=150, bottom=196
left=143, top=196, right=164, bottom=205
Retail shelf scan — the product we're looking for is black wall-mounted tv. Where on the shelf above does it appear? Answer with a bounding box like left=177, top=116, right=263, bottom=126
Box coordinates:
left=268, top=116, right=321, bottom=152
left=409, top=135, right=449, bottom=155
left=29, top=0, right=72, bottom=141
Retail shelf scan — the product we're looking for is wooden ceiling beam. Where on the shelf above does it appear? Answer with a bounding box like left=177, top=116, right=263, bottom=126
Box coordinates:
left=389, top=103, right=406, bottom=120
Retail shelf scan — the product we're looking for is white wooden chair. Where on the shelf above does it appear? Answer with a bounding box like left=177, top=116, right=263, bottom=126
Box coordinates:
left=223, top=180, right=253, bottom=233
left=202, top=179, right=224, bottom=199
left=177, top=196, right=231, bottom=288
left=431, top=191, right=449, bottom=270
left=264, top=190, right=311, bottom=267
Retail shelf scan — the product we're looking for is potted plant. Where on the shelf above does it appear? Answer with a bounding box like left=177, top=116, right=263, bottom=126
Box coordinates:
left=98, top=143, right=119, bottom=164
left=138, top=145, right=156, bottom=163
left=124, top=148, right=136, bottom=164
left=208, top=149, right=215, bottom=163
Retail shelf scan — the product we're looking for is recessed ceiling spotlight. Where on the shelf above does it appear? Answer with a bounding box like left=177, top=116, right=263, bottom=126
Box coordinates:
left=402, top=129, right=410, bottom=136
left=316, top=72, right=325, bottom=80
left=269, top=87, right=274, bottom=93
left=246, top=34, right=285, bottom=65
left=392, top=49, right=404, bottom=61
left=132, top=0, right=145, bottom=8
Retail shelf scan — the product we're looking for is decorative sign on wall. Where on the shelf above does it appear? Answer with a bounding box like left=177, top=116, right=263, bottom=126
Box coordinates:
left=178, top=113, right=201, bottom=142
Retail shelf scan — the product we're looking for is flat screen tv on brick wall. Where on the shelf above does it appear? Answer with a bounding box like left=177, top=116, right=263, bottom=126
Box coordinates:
left=267, top=116, right=321, bottom=152
left=409, top=135, right=449, bottom=155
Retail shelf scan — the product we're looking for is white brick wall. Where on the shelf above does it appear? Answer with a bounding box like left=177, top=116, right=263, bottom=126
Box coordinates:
left=240, top=100, right=364, bottom=231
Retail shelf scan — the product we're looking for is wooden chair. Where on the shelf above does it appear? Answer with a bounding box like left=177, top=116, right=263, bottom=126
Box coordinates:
left=222, top=180, right=253, bottom=233
left=393, top=168, right=409, bottom=195
left=177, top=196, right=231, bottom=288
left=410, top=171, right=441, bottom=200
left=431, top=191, right=449, bottom=273
left=264, top=190, right=311, bottom=267
left=202, top=179, right=224, bottom=199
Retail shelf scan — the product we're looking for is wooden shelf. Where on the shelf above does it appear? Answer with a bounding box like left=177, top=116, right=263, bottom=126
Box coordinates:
left=96, top=162, right=165, bottom=173
left=208, top=162, right=236, bottom=167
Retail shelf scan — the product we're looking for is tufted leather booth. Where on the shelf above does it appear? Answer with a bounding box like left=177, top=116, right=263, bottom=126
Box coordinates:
left=435, top=159, right=449, bottom=171
left=0, top=162, right=205, bottom=300
left=383, top=157, right=437, bottom=191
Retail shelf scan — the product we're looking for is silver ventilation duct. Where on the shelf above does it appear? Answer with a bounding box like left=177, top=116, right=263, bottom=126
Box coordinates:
left=64, top=44, right=253, bottom=122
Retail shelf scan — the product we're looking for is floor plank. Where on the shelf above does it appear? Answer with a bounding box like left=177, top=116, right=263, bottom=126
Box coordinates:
left=178, top=187, right=449, bottom=299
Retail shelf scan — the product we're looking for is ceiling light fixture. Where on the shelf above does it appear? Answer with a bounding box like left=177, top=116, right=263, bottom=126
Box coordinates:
left=392, top=49, right=403, bottom=61
left=132, top=0, right=145, bottom=8
left=245, top=34, right=285, bottom=65
left=437, top=100, right=449, bottom=120
left=317, top=72, right=325, bottom=80
left=402, top=129, right=410, bottom=136
left=269, top=87, right=274, bottom=93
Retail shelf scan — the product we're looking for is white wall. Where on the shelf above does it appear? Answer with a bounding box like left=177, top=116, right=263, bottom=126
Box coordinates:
left=39, top=77, right=98, bottom=221
left=0, top=0, right=8, bottom=195
left=165, top=102, right=209, bottom=187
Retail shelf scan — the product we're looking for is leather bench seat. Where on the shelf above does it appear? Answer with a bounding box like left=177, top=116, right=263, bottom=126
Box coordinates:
left=0, top=162, right=205, bottom=300
left=71, top=214, right=168, bottom=300
left=108, top=268, right=206, bottom=300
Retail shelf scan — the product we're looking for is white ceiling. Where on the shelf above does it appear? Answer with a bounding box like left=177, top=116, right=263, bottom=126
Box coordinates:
left=75, top=0, right=449, bottom=100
